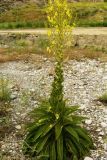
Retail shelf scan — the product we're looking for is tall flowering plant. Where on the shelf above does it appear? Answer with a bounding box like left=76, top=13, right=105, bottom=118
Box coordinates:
left=23, top=1, right=94, bottom=159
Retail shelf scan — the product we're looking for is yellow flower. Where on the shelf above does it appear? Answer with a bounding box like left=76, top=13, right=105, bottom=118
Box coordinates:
left=55, top=113, right=59, bottom=120
left=47, top=47, right=51, bottom=53
left=47, top=30, right=52, bottom=37
left=38, top=119, right=42, bottom=123
left=66, top=10, right=70, bottom=17
left=49, top=124, right=53, bottom=128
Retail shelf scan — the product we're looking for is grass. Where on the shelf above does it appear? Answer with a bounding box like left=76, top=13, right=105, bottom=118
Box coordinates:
left=0, top=38, right=49, bottom=62
left=99, top=93, right=107, bottom=103
left=0, top=77, right=13, bottom=141
left=0, top=101, right=13, bottom=140
left=71, top=2, right=107, bottom=27
left=0, top=21, right=46, bottom=29
left=0, top=2, right=107, bottom=29
left=0, top=77, right=11, bottom=102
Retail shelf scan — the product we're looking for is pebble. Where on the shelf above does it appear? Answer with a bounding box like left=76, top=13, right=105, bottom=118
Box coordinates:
left=99, top=131, right=105, bottom=136
left=104, top=143, right=107, bottom=151
left=101, top=122, right=107, bottom=128
left=84, top=157, right=93, bottom=160
left=85, top=119, right=92, bottom=125
left=11, top=94, right=17, bottom=100
left=15, top=125, right=21, bottom=130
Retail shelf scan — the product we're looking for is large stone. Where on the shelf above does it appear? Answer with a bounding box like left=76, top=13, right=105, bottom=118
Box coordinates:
left=84, top=157, right=93, bottom=160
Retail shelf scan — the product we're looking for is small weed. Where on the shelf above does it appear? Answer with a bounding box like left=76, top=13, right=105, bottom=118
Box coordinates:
left=0, top=77, right=11, bottom=102
left=36, top=37, right=49, bottom=54
left=0, top=152, right=3, bottom=160
left=99, top=93, right=107, bottom=103
left=0, top=102, right=13, bottom=140
left=20, top=90, right=30, bottom=108
left=15, top=39, right=30, bottom=48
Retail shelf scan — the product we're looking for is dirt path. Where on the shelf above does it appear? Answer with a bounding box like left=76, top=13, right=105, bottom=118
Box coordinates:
left=0, top=27, right=107, bottom=35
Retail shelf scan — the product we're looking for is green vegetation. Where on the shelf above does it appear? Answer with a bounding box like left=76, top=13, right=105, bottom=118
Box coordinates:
left=0, top=2, right=107, bottom=29
left=23, top=0, right=93, bottom=159
left=0, top=77, right=11, bottom=102
left=0, top=2, right=46, bottom=29
left=23, top=101, right=93, bottom=159
left=6, top=38, right=49, bottom=55
left=99, top=93, right=107, bottom=103
left=0, top=21, right=46, bottom=29
left=0, top=77, right=13, bottom=141
left=71, top=2, right=107, bottom=27
left=0, top=101, right=13, bottom=142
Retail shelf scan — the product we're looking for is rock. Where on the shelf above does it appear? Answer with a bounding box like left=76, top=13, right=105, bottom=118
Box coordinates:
left=11, top=94, right=17, bottom=100
left=104, top=143, right=107, bottom=151
left=43, top=58, right=48, bottom=62
left=84, top=157, right=93, bottom=160
left=104, top=109, right=107, bottom=114
left=15, top=125, right=21, bottom=130
left=16, top=112, right=20, bottom=115
left=101, top=122, right=107, bottom=128
left=99, top=131, right=105, bottom=136
left=85, top=119, right=92, bottom=125
left=96, top=128, right=101, bottom=132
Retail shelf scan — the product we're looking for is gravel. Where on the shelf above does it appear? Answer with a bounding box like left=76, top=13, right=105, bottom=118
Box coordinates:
left=0, top=55, right=107, bottom=160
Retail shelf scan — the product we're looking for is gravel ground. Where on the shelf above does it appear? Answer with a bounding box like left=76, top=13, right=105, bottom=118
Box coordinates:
left=0, top=55, right=107, bottom=160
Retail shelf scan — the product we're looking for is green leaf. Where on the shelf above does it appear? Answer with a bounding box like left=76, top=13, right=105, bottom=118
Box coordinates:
left=36, top=134, right=51, bottom=153
left=37, top=154, right=49, bottom=159
left=65, top=126, right=79, bottom=142
left=50, top=141, right=56, bottom=160
left=57, top=134, right=63, bottom=160
left=66, top=138, right=78, bottom=156
left=63, top=147, right=67, bottom=160
left=27, top=123, right=40, bottom=132
left=55, top=123, right=63, bottom=140
left=69, top=135, right=85, bottom=157
left=41, top=123, right=54, bottom=137
left=33, top=124, right=49, bottom=142
left=72, top=115, right=86, bottom=122
left=75, top=127, right=91, bottom=142
left=65, top=106, right=80, bottom=115
left=73, top=155, right=78, bottom=160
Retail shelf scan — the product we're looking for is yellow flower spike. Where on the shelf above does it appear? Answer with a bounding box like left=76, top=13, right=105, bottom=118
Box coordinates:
left=47, top=30, right=52, bottom=37
left=38, top=119, right=42, bottom=123
left=49, top=124, right=53, bottom=128
left=47, top=16, right=50, bottom=21
left=66, top=10, right=70, bottom=17
left=52, top=40, right=55, bottom=45
left=47, top=47, right=51, bottom=54
left=48, top=106, right=52, bottom=111
left=55, top=113, right=59, bottom=120
left=54, top=12, right=58, bottom=17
